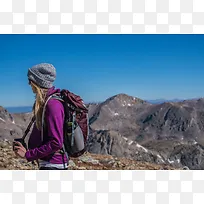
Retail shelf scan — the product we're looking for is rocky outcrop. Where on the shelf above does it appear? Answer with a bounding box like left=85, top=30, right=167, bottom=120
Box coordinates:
left=168, top=142, right=204, bottom=170
left=87, top=129, right=165, bottom=165
left=0, top=106, right=33, bottom=142
left=0, top=106, right=14, bottom=123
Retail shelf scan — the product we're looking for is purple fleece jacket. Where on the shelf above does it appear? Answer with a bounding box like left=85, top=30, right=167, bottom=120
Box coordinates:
left=25, top=87, right=68, bottom=165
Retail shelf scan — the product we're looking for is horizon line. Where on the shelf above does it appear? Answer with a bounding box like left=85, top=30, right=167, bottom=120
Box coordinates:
left=4, top=97, right=203, bottom=108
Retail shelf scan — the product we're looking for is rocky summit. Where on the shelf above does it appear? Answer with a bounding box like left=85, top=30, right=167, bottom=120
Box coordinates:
left=1, top=94, right=204, bottom=170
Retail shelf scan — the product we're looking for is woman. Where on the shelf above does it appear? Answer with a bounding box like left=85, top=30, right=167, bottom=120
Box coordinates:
left=13, top=63, right=68, bottom=170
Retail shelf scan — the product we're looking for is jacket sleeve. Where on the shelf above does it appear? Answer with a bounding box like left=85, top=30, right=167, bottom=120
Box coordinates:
left=25, top=99, right=64, bottom=162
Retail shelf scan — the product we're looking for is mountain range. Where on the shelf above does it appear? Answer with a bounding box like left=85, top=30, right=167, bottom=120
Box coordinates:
left=147, top=98, right=184, bottom=104
left=1, top=93, right=204, bottom=169
left=5, top=98, right=187, bottom=113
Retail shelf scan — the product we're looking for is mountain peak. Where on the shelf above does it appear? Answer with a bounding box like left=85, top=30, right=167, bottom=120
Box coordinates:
left=107, top=93, right=146, bottom=105
left=0, top=106, right=6, bottom=111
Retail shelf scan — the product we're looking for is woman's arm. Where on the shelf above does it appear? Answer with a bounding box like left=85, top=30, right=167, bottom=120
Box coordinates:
left=25, top=99, right=64, bottom=162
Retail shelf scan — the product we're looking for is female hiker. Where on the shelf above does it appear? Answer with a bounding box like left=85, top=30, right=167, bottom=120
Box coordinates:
left=13, top=63, right=68, bottom=170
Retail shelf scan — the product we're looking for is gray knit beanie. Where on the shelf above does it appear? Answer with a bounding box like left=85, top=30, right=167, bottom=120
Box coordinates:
left=27, top=63, right=56, bottom=89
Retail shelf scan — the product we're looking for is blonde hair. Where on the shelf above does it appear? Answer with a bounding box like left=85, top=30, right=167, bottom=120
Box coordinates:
left=30, top=81, right=48, bottom=130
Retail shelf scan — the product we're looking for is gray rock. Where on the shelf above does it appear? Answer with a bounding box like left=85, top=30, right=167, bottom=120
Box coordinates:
left=68, top=160, right=77, bottom=168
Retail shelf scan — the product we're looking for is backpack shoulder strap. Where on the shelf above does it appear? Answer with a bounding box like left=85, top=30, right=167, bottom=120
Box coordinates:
left=50, top=93, right=64, bottom=103
left=41, top=94, right=64, bottom=141
left=41, top=95, right=53, bottom=142
left=22, top=116, right=36, bottom=140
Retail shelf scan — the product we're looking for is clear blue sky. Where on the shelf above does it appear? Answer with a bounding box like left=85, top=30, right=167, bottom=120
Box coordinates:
left=0, top=34, right=204, bottom=107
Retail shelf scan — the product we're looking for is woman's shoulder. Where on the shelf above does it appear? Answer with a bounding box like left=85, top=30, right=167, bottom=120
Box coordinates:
left=46, top=97, right=64, bottom=112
